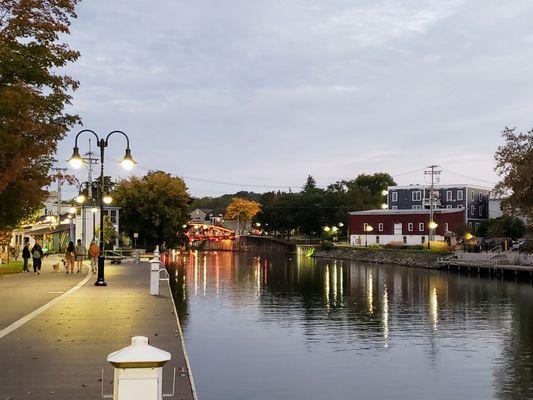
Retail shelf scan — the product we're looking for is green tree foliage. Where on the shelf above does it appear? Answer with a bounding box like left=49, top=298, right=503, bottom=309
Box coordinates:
left=0, top=0, right=80, bottom=230
left=257, top=173, right=396, bottom=237
left=478, top=216, right=526, bottom=240
left=95, top=215, right=117, bottom=247
left=113, top=171, right=191, bottom=248
left=494, top=127, right=533, bottom=222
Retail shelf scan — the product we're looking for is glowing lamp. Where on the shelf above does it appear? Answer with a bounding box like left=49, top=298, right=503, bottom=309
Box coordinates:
left=68, top=207, right=76, bottom=214
left=465, top=233, right=473, bottom=240
left=103, top=194, right=113, bottom=205
left=120, top=148, right=136, bottom=170
left=323, top=226, right=331, bottom=232
left=364, top=225, right=374, bottom=232
left=381, top=203, right=388, bottom=209
left=75, top=194, right=86, bottom=204
left=428, top=221, right=438, bottom=230
left=381, top=190, right=388, bottom=196
left=68, top=147, right=83, bottom=169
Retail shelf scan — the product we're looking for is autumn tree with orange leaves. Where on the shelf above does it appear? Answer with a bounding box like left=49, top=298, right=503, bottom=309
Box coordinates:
left=225, top=198, right=261, bottom=233
left=0, top=0, right=80, bottom=230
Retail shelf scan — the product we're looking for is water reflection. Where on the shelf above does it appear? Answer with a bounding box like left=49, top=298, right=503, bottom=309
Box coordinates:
left=168, top=251, right=533, bottom=400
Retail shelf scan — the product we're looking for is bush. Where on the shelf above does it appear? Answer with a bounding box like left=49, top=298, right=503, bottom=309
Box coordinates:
left=320, top=240, right=334, bottom=251
left=368, top=244, right=381, bottom=249
left=428, top=241, right=452, bottom=252
left=521, top=240, right=533, bottom=254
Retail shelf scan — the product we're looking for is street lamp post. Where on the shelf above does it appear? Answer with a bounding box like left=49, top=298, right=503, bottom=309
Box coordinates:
left=68, top=129, right=135, bottom=286
left=428, top=220, right=438, bottom=251
left=364, top=224, right=374, bottom=247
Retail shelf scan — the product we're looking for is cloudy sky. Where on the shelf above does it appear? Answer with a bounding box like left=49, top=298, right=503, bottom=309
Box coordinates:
left=56, top=0, right=533, bottom=197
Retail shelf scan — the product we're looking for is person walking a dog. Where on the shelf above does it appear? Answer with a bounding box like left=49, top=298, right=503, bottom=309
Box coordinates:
left=31, top=240, right=44, bottom=275
left=22, top=242, right=31, bottom=272
left=75, top=239, right=86, bottom=273
left=65, top=241, right=75, bottom=274
left=88, top=240, right=100, bottom=273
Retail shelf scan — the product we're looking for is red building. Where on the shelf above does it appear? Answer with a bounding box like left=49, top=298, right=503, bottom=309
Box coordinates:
left=348, top=209, right=465, bottom=246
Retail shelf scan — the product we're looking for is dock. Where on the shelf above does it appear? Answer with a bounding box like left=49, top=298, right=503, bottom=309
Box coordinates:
left=435, top=259, right=533, bottom=279
left=0, top=256, right=196, bottom=400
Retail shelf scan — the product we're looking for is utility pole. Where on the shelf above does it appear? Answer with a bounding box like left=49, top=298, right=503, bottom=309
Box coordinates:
left=51, top=165, right=67, bottom=251
left=424, top=165, right=441, bottom=250
left=51, top=166, right=67, bottom=221
left=83, top=139, right=99, bottom=246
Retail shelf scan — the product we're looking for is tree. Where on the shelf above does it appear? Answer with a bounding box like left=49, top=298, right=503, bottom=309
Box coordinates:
left=225, top=198, right=261, bottom=232
left=0, top=1, right=80, bottom=231
left=479, top=216, right=526, bottom=240
left=113, top=171, right=191, bottom=248
left=303, top=175, right=317, bottom=191
left=494, top=127, right=533, bottom=222
left=95, top=215, right=116, bottom=248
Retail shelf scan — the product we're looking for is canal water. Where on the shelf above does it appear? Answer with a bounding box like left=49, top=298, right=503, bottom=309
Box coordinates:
left=168, top=251, right=533, bottom=400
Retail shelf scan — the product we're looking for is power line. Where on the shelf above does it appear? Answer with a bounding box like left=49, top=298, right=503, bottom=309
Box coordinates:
left=440, top=167, right=496, bottom=186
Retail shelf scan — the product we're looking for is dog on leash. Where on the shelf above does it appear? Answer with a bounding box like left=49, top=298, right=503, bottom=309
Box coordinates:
left=52, top=262, right=60, bottom=272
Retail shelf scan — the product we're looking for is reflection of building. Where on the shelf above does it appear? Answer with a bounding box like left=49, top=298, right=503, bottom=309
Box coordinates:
left=348, top=209, right=464, bottom=246
left=386, top=184, right=490, bottom=230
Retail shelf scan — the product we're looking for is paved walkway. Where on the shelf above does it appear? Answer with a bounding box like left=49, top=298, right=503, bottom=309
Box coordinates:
left=0, top=258, right=196, bottom=400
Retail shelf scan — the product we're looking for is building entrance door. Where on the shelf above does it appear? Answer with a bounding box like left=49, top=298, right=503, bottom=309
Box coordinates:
left=394, top=223, right=402, bottom=236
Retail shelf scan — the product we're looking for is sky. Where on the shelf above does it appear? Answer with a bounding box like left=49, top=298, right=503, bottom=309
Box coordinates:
left=56, top=0, right=533, bottom=198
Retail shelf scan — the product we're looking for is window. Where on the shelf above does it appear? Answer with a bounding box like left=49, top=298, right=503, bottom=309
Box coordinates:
left=446, top=190, right=452, bottom=201
left=457, top=190, right=464, bottom=201
left=412, top=191, right=422, bottom=201
left=378, top=223, right=384, bottom=232
left=445, top=223, right=449, bottom=232
left=412, top=205, right=422, bottom=210
left=419, top=223, right=425, bottom=231
left=391, top=206, right=398, bottom=210
left=479, top=192, right=483, bottom=201
left=468, top=222, right=473, bottom=230
left=421, top=236, right=426, bottom=244
left=479, top=206, right=483, bottom=216
left=471, top=191, right=475, bottom=201
left=391, top=192, right=398, bottom=202
left=475, top=223, right=480, bottom=232
left=446, top=205, right=453, bottom=209
left=363, top=223, right=369, bottom=232
left=403, top=236, right=407, bottom=244
left=471, top=205, right=475, bottom=216
left=408, top=223, right=414, bottom=232
left=376, top=236, right=380, bottom=244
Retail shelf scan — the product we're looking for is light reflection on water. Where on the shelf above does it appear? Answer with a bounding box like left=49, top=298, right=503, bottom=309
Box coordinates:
left=168, top=251, right=533, bottom=400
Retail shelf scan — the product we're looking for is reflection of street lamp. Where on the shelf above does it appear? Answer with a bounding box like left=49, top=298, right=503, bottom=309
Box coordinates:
left=69, top=129, right=135, bottom=286
left=428, top=221, right=438, bottom=250
left=364, top=224, right=374, bottom=247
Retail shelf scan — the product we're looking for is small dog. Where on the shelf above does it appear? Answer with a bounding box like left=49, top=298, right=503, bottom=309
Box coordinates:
left=52, top=262, right=60, bottom=272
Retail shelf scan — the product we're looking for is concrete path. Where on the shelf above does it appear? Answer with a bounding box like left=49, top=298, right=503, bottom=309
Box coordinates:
left=0, top=260, right=195, bottom=400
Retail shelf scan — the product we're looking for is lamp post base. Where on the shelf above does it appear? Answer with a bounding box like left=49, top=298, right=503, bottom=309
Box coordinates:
left=95, top=255, right=107, bottom=286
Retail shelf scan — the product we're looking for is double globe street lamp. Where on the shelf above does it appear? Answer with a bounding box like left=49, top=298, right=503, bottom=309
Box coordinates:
left=68, top=129, right=135, bottom=286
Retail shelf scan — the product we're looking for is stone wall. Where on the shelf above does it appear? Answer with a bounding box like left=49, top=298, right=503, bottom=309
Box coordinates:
left=313, top=247, right=449, bottom=268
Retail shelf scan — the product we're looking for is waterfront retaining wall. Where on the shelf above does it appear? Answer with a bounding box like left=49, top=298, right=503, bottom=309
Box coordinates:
left=313, top=247, right=448, bottom=268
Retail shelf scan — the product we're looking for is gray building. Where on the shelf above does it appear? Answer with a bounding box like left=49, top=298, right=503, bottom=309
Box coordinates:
left=386, top=184, right=491, bottom=233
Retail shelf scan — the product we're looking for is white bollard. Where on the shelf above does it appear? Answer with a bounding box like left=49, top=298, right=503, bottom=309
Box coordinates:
left=150, top=256, right=161, bottom=296
left=107, top=336, right=172, bottom=400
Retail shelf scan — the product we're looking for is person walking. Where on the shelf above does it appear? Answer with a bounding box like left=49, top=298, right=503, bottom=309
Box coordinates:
left=88, top=240, right=100, bottom=273
left=31, top=240, right=44, bottom=275
left=22, top=242, right=31, bottom=272
left=74, top=239, right=86, bottom=273
left=65, top=241, right=75, bottom=274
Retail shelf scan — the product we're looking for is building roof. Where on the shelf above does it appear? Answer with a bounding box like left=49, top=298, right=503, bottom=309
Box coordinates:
left=387, top=184, right=493, bottom=191
left=349, top=209, right=464, bottom=216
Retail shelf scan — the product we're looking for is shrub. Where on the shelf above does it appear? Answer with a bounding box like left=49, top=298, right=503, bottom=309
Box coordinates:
left=320, top=240, right=334, bottom=251
left=521, top=240, right=533, bottom=254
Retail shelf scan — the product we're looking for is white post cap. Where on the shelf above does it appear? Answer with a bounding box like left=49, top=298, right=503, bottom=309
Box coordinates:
left=107, top=336, right=171, bottom=368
